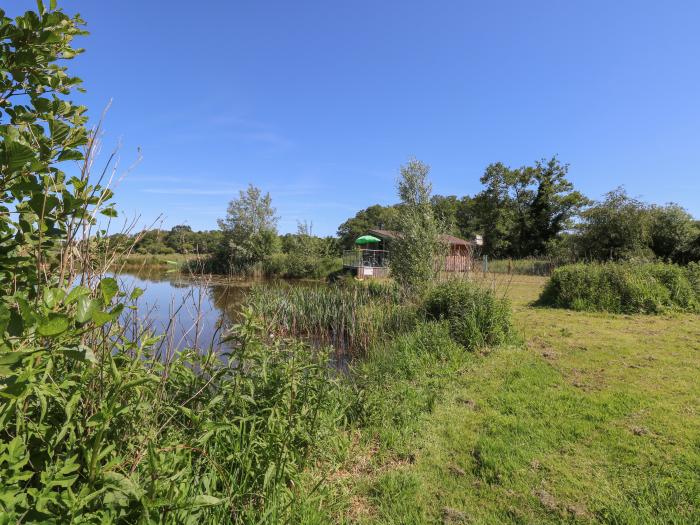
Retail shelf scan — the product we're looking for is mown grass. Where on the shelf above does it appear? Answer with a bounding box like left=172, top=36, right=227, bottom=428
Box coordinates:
left=305, top=275, right=700, bottom=523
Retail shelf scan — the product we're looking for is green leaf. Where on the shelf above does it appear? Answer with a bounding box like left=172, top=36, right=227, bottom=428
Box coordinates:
left=57, top=148, right=83, bottom=161
left=65, top=285, right=90, bottom=305
left=49, top=119, right=70, bottom=144
left=0, top=304, right=10, bottom=334
left=99, top=277, right=119, bottom=304
left=100, top=207, right=118, bottom=218
left=92, top=310, right=112, bottom=327
left=43, top=288, right=64, bottom=309
left=76, top=296, right=98, bottom=323
left=129, top=287, right=144, bottom=301
left=4, top=140, right=35, bottom=171
left=37, top=313, right=69, bottom=336
left=189, top=495, right=223, bottom=508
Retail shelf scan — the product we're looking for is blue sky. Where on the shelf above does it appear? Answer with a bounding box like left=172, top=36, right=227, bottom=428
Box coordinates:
left=8, top=1, right=700, bottom=235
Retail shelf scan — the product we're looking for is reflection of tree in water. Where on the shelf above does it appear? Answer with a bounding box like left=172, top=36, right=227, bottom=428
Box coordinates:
left=208, top=283, right=252, bottom=329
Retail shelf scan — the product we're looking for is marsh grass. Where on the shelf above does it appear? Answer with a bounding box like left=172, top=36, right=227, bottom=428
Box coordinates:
left=246, top=281, right=417, bottom=356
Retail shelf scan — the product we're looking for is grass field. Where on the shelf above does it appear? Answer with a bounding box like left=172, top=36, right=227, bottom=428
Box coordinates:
left=312, top=275, right=700, bottom=524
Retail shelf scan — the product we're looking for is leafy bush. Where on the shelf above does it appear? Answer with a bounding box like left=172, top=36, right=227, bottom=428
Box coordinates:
left=422, top=280, right=515, bottom=350
left=0, top=276, right=346, bottom=522
left=262, top=252, right=342, bottom=279
left=538, top=262, right=700, bottom=314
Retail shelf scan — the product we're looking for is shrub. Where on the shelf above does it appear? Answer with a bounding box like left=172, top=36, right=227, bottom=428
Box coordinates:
left=538, top=262, right=700, bottom=314
left=422, top=280, right=515, bottom=350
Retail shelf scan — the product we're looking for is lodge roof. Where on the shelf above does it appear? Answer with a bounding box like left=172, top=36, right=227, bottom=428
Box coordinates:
left=368, top=229, right=473, bottom=246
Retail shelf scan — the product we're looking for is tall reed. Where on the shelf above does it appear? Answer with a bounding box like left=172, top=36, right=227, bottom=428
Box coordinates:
left=246, top=281, right=416, bottom=356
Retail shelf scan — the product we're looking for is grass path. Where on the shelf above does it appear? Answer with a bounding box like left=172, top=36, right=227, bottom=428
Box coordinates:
left=330, top=276, right=700, bottom=524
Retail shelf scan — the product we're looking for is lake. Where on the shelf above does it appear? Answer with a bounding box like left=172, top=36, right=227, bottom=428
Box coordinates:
left=115, top=267, right=256, bottom=354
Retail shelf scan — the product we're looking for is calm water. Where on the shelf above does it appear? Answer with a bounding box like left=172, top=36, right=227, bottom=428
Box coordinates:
left=115, top=268, right=255, bottom=353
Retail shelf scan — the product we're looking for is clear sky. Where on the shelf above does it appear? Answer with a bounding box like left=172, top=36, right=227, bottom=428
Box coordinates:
left=7, top=1, right=700, bottom=235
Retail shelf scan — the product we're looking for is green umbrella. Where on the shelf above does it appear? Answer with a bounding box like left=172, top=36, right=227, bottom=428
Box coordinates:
left=355, top=234, right=381, bottom=245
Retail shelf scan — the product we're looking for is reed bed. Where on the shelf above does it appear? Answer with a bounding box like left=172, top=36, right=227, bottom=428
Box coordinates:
left=246, top=282, right=416, bottom=356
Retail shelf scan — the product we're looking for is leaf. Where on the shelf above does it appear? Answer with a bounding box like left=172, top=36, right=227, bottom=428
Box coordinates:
left=99, top=277, right=119, bottom=305
left=37, top=313, right=69, bottom=336
left=189, top=495, right=223, bottom=508
left=48, top=119, right=70, bottom=144
left=75, top=296, right=97, bottom=323
left=61, top=345, right=96, bottom=363
left=65, top=285, right=90, bottom=305
left=100, top=207, right=118, bottom=218
left=4, top=140, right=35, bottom=171
left=129, top=287, right=144, bottom=301
left=56, top=148, right=83, bottom=162
left=0, top=351, right=32, bottom=376
left=43, top=288, right=64, bottom=309
left=92, top=310, right=112, bottom=327
left=0, top=303, right=10, bottom=334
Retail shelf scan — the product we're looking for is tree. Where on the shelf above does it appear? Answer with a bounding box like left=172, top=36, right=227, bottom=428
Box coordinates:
left=524, top=157, right=589, bottom=256
left=430, top=194, right=461, bottom=235
left=214, top=184, right=279, bottom=273
left=336, top=204, right=400, bottom=249
left=472, top=157, right=587, bottom=257
left=472, top=162, right=519, bottom=257
left=649, top=204, right=699, bottom=263
left=389, top=158, right=442, bottom=294
left=575, top=188, right=653, bottom=260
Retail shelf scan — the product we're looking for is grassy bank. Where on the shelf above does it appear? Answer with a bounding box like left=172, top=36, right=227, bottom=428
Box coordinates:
left=299, top=275, right=700, bottom=523
left=111, top=252, right=197, bottom=269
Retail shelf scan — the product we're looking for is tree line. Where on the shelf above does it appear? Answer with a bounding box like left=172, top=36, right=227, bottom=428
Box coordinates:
left=108, top=156, right=699, bottom=273
left=338, top=157, right=700, bottom=264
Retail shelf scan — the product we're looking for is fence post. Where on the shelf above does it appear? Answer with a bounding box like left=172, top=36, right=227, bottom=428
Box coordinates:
left=483, top=255, right=488, bottom=273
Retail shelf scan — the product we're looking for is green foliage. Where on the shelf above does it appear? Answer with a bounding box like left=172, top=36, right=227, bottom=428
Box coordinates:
left=0, top=4, right=97, bottom=295
left=539, top=262, right=700, bottom=314
left=336, top=204, right=400, bottom=249
left=246, top=281, right=415, bottom=356
left=390, top=157, right=443, bottom=294
left=0, top=285, right=345, bottom=522
left=649, top=204, right=699, bottom=263
left=575, top=188, right=655, bottom=261
left=213, top=184, right=279, bottom=275
left=473, top=157, right=588, bottom=258
left=422, top=280, right=516, bottom=350
left=262, top=252, right=342, bottom=279
left=0, top=4, right=347, bottom=522
left=266, top=222, right=343, bottom=278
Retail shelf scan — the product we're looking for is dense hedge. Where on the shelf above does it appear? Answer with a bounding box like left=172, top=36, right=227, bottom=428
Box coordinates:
left=422, top=280, right=515, bottom=350
left=538, top=262, right=700, bottom=314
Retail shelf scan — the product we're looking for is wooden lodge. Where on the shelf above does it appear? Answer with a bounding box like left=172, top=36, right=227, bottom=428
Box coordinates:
left=342, top=229, right=481, bottom=279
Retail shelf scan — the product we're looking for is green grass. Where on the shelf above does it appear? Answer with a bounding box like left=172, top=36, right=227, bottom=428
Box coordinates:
left=306, top=275, right=700, bottom=523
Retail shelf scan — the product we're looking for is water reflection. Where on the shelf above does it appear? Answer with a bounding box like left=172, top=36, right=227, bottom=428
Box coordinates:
left=115, top=267, right=253, bottom=353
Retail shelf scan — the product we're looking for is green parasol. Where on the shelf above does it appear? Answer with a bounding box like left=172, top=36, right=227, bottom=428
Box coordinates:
left=355, top=235, right=381, bottom=245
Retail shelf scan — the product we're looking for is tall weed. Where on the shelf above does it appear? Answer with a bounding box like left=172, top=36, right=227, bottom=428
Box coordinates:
left=422, top=280, right=516, bottom=350
left=539, top=262, right=700, bottom=314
